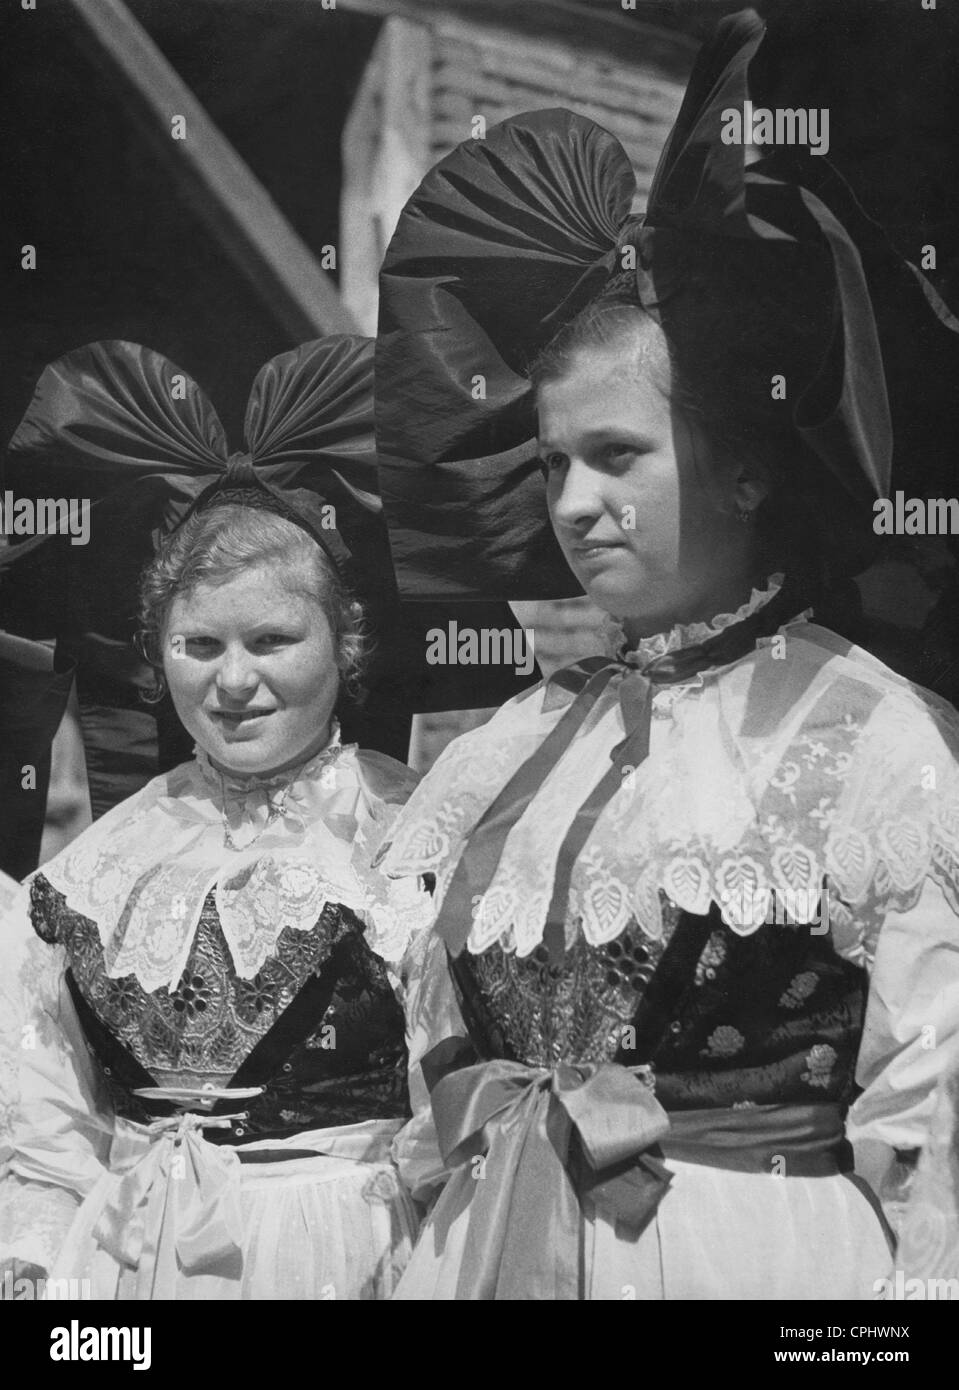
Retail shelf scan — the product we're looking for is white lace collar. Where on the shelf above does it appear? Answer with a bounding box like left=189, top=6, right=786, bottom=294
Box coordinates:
left=195, top=719, right=342, bottom=797
left=38, top=733, right=432, bottom=993
left=604, top=573, right=785, bottom=670
left=193, top=721, right=344, bottom=850
left=379, top=619, right=959, bottom=964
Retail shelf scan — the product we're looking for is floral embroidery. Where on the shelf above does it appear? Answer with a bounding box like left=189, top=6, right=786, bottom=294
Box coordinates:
left=172, top=972, right=212, bottom=1017
left=28, top=878, right=411, bottom=1133
left=277, top=863, right=324, bottom=899
left=105, top=976, right=141, bottom=1016
left=457, top=919, right=677, bottom=1068
left=236, top=973, right=276, bottom=1016
left=779, top=970, right=819, bottom=1010
left=363, top=1169, right=400, bottom=1205
left=695, top=933, right=727, bottom=985
left=702, top=1025, right=745, bottom=1059
left=450, top=906, right=867, bottom=1110
left=801, top=1043, right=837, bottom=1089
left=34, top=738, right=431, bottom=994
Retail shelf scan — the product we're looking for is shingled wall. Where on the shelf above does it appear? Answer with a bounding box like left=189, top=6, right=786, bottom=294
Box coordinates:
left=429, top=13, right=686, bottom=203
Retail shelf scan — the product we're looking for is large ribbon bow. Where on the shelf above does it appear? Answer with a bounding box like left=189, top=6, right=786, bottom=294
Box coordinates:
left=3, top=334, right=541, bottom=722
left=375, top=11, right=959, bottom=601
left=427, top=1052, right=673, bottom=1301
left=5, top=335, right=383, bottom=573
left=94, top=1113, right=244, bottom=1299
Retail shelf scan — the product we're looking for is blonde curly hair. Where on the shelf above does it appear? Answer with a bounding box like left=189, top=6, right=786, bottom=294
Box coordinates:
left=137, top=492, right=369, bottom=703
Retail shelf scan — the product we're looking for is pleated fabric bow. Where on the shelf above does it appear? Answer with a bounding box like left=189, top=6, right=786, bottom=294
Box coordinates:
left=5, top=334, right=380, bottom=579
left=2, top=335, right=542, bottom=806
left=375, top=10, right=959, bottom=602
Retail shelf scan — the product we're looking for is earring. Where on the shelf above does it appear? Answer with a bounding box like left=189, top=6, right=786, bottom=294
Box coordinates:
left=735, top=506, right=753, bottom=524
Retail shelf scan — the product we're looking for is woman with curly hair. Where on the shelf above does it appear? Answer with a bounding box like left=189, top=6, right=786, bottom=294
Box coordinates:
left=0, top=337, right=432, bottom=1299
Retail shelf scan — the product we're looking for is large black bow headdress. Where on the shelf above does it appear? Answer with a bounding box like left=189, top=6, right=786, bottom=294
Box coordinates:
left=1, top=335, right=538, bottom=808
left=4, top=335, right=377, bottom=580
left=375, top=11, right=959, bottom=600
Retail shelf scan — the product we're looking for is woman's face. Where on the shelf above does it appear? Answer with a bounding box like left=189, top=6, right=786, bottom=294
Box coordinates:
left=537, top=322, right=760, bottom=639
left=163, top=560, right=340, bottom=778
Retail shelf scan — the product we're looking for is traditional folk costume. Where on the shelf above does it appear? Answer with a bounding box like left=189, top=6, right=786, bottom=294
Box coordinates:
left=0, top=338, right=433, bottom=1299
left=1, top=337, right=534, bottom=825
left=372, top=14, right=959, bottom=1299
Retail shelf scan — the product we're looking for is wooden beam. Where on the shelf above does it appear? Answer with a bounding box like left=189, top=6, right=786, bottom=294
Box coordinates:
left=63, top=0, right=358, bottom=340
left=340, top=16, right=432, bottom=334
left=335, top=0, right=700, bottom=71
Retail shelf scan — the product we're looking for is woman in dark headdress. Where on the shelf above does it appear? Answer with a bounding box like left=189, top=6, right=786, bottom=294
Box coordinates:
left=0, top=337, right=435, bottom=1299
left=0, top=335, right=534, bottom=827
left=373, top=13, right=959, bottom=1298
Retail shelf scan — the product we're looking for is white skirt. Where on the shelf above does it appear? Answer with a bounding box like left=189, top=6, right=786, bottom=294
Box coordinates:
left=48, top=1117, right=419, bottom=1300
left=394, top=1158, right=893, bottom=1300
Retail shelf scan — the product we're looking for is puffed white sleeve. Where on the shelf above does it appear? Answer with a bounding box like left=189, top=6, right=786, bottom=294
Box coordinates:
left=0, top=876, right=112, bottom=1270
left=391, top=926, right=469, bottom=1205
left=894, top=1060, right=959, bottom=1280
left=846, top=877, right=959, bottom=1158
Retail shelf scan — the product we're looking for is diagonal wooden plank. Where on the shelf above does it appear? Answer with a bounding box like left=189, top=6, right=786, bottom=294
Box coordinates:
left=63, top=0, right=358, bottom=339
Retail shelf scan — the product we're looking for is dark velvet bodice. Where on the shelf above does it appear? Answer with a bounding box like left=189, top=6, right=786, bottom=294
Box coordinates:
left=30, top=873, right=410, bottom=1139
left=450, top=898, right=866, bottom=1111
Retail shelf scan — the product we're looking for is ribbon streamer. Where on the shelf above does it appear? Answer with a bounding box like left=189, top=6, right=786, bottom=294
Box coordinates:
left=435, top=578, right=805, bottom=960
left=94, top=1113, right=245, bottom=1299
left=427, top=1055, right=672, bottom=1301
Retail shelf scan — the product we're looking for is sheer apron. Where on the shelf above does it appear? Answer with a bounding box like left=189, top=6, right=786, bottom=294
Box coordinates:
left=394, top=1157, right=892, bottom=1300
left=47, top=1119, right=418, bottom=1300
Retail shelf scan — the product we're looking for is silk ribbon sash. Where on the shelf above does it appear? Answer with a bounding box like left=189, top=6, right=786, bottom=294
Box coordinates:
left=92, top=1110, right=405, bottom=1296
left=434, top=661, right=620, bottom=957
left=426, top=1046, right=853, bottom=1299
left=662, top=1101, right=850, bottom=1176
left=94, top=1112, right=245, bottom=1299
left=428, top=1056, right=673, bottom=1301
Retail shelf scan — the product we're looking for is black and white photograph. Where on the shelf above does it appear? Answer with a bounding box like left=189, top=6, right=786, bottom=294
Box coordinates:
left=2, top=0, right=959, bottom=1344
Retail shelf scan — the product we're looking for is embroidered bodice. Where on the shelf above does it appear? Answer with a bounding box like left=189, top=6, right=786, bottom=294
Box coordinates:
left=30, top=873, right=410, bottom=1136
left=451, top=900, right=865, bottom=1110
left=16, top=732, right=431, bottom=1140
left=33, top=730, right=432, bottom=995
left=383, top=601, right=959, bottom=1124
